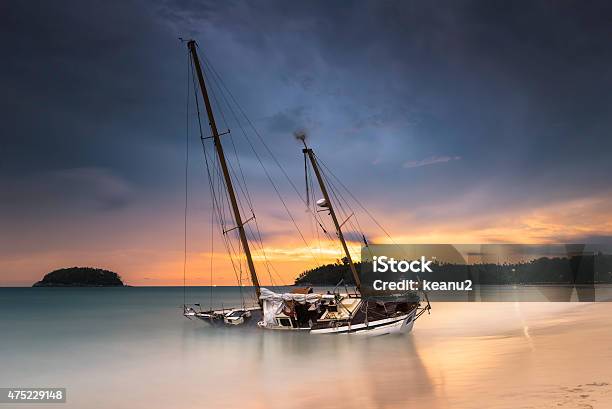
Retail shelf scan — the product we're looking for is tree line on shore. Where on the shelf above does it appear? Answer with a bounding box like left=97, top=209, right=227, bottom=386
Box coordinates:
left=295, top=254, right=612, bottom=285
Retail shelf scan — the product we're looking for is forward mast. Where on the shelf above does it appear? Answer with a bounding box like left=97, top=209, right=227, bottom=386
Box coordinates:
left=300, top=140, right=362, bottom=292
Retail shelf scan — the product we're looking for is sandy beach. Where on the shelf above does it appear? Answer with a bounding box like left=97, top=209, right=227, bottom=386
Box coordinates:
left=405, top=302, right=612, bottom=409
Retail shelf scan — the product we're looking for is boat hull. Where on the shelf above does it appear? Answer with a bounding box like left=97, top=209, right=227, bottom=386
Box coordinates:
left=309, top=310, right=415, bottom=335
left=187, top=297, right=422, bottom=336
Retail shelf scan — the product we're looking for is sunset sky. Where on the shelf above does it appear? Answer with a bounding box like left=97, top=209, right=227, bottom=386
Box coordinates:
left=2, top=1, right=612, bottom=286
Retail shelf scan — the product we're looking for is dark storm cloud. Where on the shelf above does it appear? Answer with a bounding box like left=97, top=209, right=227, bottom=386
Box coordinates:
left=2, top=1, right=184, bottom=178
left=153, top=0, right=612, bottom=212
left=2, top=0, right=612, bottom=243
left=2, top=167, right=131, bottom=213
left=265, top=107, right=310, bottom=134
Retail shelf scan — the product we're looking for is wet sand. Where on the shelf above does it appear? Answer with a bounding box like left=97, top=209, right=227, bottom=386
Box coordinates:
left=403, top=302, right=612, bottom=409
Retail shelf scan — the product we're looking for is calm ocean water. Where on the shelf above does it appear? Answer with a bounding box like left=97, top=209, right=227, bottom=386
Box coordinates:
left=1, top=286, right=611, bottom=409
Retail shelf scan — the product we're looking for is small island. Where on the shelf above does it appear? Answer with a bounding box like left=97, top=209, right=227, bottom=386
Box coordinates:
left=33, top=267, right=125, bottom=287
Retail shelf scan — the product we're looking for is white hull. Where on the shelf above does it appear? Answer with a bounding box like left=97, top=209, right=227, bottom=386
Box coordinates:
left=309, top=310, right=416, bottom=336
left=187, top=290, right=425, bottom=337
left=256, top=309, right=417, bottom=336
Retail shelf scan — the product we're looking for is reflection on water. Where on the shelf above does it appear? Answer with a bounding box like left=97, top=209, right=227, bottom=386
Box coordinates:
left=0, top=287, right=611, bottom=409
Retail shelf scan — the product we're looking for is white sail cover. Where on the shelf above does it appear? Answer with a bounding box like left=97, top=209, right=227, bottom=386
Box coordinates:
left=259, top=288, right=321, bottom=326
left=259, top=288, right=321, bottom=303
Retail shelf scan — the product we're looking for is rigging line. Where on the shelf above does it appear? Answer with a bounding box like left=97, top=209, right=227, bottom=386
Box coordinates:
left=321, top=167, right=353, bottom=258
left=324, top=167, right=361, bottom=235
left=226, top=149, right=254, bottom=217
left=204, top=119, right=277, bottom=288
left=183, top=51, right=190, bottom=307
left=224, top=157, right=258, bottom=232
left=303, top=153, right=333, bottom=235
left=201, top=54, right=310, bottom=207
left=314, top=154, right=350, bottom=233
left=202, top=61, right=320, bottom=267
left=201, top=58, right=256, bottom=213
left=323, top=166, right=358, bottom=235
left=325, top=171, right=373, bottom=259
left=214, top=150, right=242, bottom=280
left=198, top=92, right=256, bottom=282
left=339, top=195, right=368, bottom=243
left=267, top=266, right=284, bottom=288
left=241, top=196, right=294, bottom=288
left=201, top=55, right=337, bottom=289
left=215, top=191, right=244, bottom=284
left=316, top=155, right=365, bottom=267
left=216, top=165, right=281, bottom=291
left=241, top=180, right=308, bottom=287
left=190, top=55, right=245, bottom=291
left=224, top=239, right=244, bottom=307
left=225, top=231, right=245, bottom=299
left=209, top=209, right=214, bottom=310
left=322, top=172, right=366, bottom=259
left=304, top=159, right=335, bottom=266
left=316, top=156, right=397, bottom=243
left=246, top=215, right=277, bottom=288
left=210, top=138, right=277, bottom=288
left=204, top=61, right=253, bottom=212
left=234, top=190, right=279, bottom=289
left=316, top=156, right=429, bottom=303
left=231, top=205, right=277, bottom=289
left=190, top=59, right=238, bottom=249
left=203, top=52, right=334, bottom=268
left=188, top=55, right=234, bottom=301
left=227, top=185, right=282, bottom=288
left=309, top=163, right=333, bottom=241
left=215, top=146, right=274, bottom=283
left=313, top=204, right=323, bottom=260
left=197, top=122, right=228, bottom=258
left=263, top=253, right=286, bottom=286
left=304, top=152, right=310, bottom=207
left=201, top=55, right=314, bottom=241
left=200, top=143, right=225, bottom=239
left=215, top=206, right=245, bottom=301
left=211, top=156, right=249, bottom=294
left=211, top=163, right=246, bottom=301
left=325, top=170, right=367, bottom=261
left=306, top=157, right=326, bottom=247
left=224, top=187, right=274, bottom=285
left=303, top=155, right=315, bottom=252
left=227, top=200, right=273, bottom=283
left=190, top=58, right=223, bottom=228
left=198, top=141, right=244, bottom=298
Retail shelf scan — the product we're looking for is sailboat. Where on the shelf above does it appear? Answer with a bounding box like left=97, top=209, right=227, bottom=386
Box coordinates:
left=182, top=39, right=430, bottom=335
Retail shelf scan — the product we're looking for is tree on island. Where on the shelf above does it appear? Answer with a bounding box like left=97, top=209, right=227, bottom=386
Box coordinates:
left=33, top=267, right=125, bottom=287
left=295, top=259, right=368, bottom=286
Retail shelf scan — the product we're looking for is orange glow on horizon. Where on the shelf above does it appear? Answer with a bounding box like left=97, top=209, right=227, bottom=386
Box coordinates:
left=1, top=193, right=611, bottom=287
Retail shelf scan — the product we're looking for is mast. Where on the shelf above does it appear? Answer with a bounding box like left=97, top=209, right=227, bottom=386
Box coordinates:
left=187, top=40, right=261, bottom=303
left=302, top=144, right=362, bottom=291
